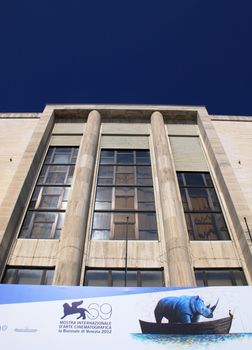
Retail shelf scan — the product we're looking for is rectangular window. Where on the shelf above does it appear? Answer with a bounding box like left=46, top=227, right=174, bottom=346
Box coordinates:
left=91, top=150, right=158, bottom=240
left=84, top=269, right=164, bottom=287
left=177, top=172, right=230, bottom=240
left=195, top=268, right=247, bottom=286
left=1, top=267, right=54, bottom=285
left=19, top=147, right=78, bottom=239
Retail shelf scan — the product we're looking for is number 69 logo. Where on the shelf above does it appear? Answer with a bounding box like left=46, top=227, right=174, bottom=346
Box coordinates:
left=87, top=303, right=112, bottom=320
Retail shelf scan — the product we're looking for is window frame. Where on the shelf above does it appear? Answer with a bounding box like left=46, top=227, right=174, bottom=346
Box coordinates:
left=18, top=146, right=78, bottom=240
left=84, top=268, right=164, bottom=287
left=177, top=172, right=230, bottom=241
left=91, top=150, right=158, bottom=241
left=1, top=266, right=54, bottom=285
left=195, top=268, right=247, bottom=286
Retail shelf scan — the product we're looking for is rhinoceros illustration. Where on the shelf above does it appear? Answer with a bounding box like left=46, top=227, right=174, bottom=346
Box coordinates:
left=154, top=295, right=218, bottom=324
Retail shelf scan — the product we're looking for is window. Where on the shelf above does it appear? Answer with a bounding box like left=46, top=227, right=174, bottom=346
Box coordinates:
left=177, top=172, right=230, bottom=240
left=19, top=147, right=78, bottom=239
left=91, top=150, right=158, bottom=240
left=84, top=269, right=164, bottom=287
left=195, top=269, right=247, bottom=286
left=1, top=267, right=54, bottom=285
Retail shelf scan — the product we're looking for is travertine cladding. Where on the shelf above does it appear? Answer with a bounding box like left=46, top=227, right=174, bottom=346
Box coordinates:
left=212, top=120, right=252, bottom=214
left=87, top=241, right=162, bottom=269
left=1, top=105, right=252, bottom=287
left=198, top=110, right=252, bottom=283
left=0, top=111, right=54, bottom=271
left=151, top=111, right=195, bottom=286
left=0, top=118, right=38, bottom=205
left=191, top=241, right=242, bottom=268
left=8, top=240, right=58, bottom=266
left=54, top=110, right=101, bottom=285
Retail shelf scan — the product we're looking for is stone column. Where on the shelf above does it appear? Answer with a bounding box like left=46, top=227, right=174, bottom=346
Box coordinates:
left=151, top=111, right=195, bottom=286
left=54, top=110, right=101, bottom=285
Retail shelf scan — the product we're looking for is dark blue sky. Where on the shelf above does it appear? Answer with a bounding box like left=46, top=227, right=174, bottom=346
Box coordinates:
left=0, top=1, right=252, bottom=115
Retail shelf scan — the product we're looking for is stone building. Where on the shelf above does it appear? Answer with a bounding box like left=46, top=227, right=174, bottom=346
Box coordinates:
left=0, top=104, right=251, bottom=287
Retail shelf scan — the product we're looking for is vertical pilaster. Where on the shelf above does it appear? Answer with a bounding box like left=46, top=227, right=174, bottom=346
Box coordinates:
left=198, top=108, right=252, bottom=283
left=0, top=109, right=54, bottom=273
left=151, top=111, right=195, bottom=286
left=54, top=110, right=101, bottom=285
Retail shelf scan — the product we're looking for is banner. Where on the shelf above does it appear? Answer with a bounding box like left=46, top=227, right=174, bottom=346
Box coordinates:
left=0, top=285, right=252, bottom=349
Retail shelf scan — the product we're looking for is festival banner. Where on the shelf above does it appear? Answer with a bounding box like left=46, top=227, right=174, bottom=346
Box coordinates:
left=0, top=285, right=252, bottom=349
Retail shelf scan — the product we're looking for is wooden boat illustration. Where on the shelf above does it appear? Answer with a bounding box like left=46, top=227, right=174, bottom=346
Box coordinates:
left=139, top=312, right=233, bottom=335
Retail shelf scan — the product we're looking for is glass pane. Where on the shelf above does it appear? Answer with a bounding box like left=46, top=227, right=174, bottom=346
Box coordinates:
left=115, top=173, right=134, bottom=185
left=19, top=212, right=33, bottom=238
left=38, top=165, right=73, bottom=185
left=117, top=166, right=134, bottom=174
left=136, top=151, right=150, bottom=164
left=85, top=270, right=109, bottom=286
left=100, top=150, right=115, bottom=164
left=184, top=173, right=205, bottom=187
left=208, top=188, right=221, bottom=211
left=115, top=197, right=134, bottom=209
left=139, top=230, right=158, bottom=240
left=95, top=202, right=112, bottom=210
left=139, top=213, right=157, bottom=230
left=177, top=173, right=184, bottom=187
left=47, top=171, right=66, bottom=185
left=46, top=148, right=74, bottom=164
left=138, top=187, right=154, bottom=202
left=97, top=166, right=114, bottom=185
left=137, top=166, right=153, bottom=186
left=112, top=271, right=126, bottom=286
left=29, top=187, right=40, bottom=208
left=55, top=213, right=65, bottom=239
left=2, top=269, right=16, bottom=284
left=98, top=166, right=114, bottom=177
left=32, top=222, right=54, bottom=239
left=91, top=230, right=110, bottom=240
left=126, top=271, right=138, bottom=287
left=185, top=214, right=195, bottom=240
left=141, top=271, right=163, bottom=287
left=72, top=148, right=79, bottom=163
left=232, top=270, right=247, bottom=285
left=61, top=188, right=70, bottom=210
left=180, top=188, right=189, bottom=211
left=114, top=213, right=135, bottom=223
left=205, top=270, right=233, bottom=286
left=17, top=269, right=43, bottom=285
left=30, top=187, right=66, bottom=210
left=195, top=271, right=205, bottom=286
left=187, top=188, right=221, bottom=212
left=19, top=212, right=60, bottom=239
left=204, top=173, right=213, bottom=187
left=96, top=187, right=112, bottom=201
left=45, top=148, right=53, bottom=163
left=117, top=151, right=134, bottom=164
left=114, top=223, right=135, bottom=240
left=44, top=270, right=54, bottom=285
left=138, top=188, right=155, bottom=210
left=95, top=187, right=112, bottom=209
left=115, top=187, right=135, bottom=210
left=195, top=212, right=217, bottom=239
left=187, top=213, right=229, bottom=240
left=115, top=166, right=134, bottom=185
left=93, top=213, right=111, bottom=230
left=188, top=188, right=209, bottom=211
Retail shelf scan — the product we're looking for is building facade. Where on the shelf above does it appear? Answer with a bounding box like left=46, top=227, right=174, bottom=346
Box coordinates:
left=0, top=104, right=251, bottom=288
